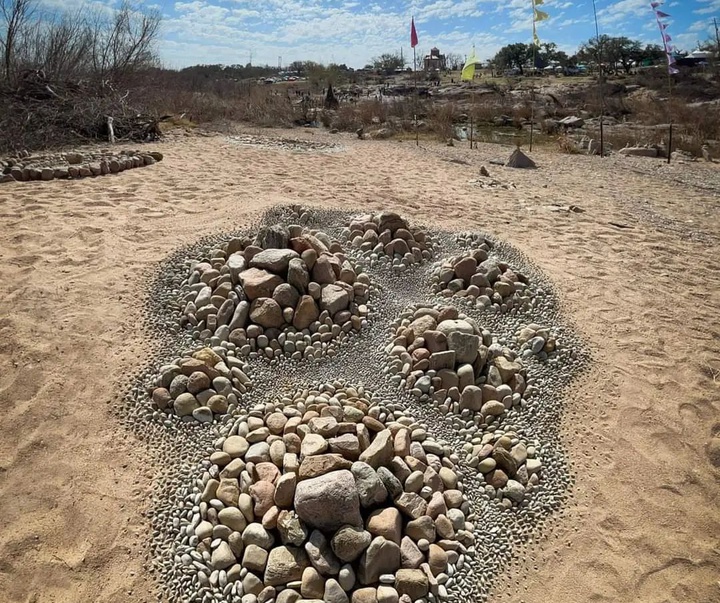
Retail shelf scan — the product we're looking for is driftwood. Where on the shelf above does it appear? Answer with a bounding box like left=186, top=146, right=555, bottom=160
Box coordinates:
left=0, top=70, right=164, bottom=153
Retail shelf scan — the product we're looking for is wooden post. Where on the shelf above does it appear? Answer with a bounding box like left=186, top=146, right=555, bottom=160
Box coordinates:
left=107, top=116, right=115, bottom=144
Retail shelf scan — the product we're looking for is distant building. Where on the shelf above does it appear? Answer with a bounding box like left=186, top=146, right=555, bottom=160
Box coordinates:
left=423, top=47, right=446, bottom=72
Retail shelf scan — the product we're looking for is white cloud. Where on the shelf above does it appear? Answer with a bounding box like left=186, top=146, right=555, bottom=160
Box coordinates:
left=693, top=0, right=720, bottom=14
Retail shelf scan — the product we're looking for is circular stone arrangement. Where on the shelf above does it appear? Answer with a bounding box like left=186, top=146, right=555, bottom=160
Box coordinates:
left=345, top=212, right=434, bottom=272
left=177, top=223, right=373, bottom=359
left=386, top=305, right=527, bottom=424
left=180, top=384, right=474, bottom=603
left=0, top=149, right=163, bottom=183
left=228, top=135, right=342, bottom=154
left=123, top=206, right=588, bottom=603
left=150, top=347, right=253, bottom=422
left=431, top=247, right=532, bottom=313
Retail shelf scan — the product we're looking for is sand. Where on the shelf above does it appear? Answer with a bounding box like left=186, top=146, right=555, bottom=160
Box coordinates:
left=0, top=128, right=718, bottom=603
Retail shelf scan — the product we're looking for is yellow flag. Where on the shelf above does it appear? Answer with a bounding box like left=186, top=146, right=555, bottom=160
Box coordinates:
left=534, top=8, right=549, bottom=21
left=533, top=0, right=544, bottom=4
left=461, top=46, right=479, bottom=81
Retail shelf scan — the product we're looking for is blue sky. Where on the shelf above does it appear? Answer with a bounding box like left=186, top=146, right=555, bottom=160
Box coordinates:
left=42, top=0, right=719, bottom=68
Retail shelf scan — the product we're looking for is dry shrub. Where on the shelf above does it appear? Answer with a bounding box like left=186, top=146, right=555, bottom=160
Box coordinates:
left=556, top=134, right=581, bottom=154
left=427, top=102, right=459, bottom=139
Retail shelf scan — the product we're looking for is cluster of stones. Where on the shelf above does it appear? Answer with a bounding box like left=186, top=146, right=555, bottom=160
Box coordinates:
left=515, top=324, right=558, bottom=361
left=228, top=135, right=342, bottom=154
left=346, top=212, right=434, bottom=272
left=178, top=223, right=372, bottom=360
left=461, top=427, right=542, bottom=508
left=183, top=384, right=474, bottom=603
left=150, top=347, right=252, bottom=422
left=431, top=247, right=532, bottom=312
left=386, top=305, right=527, bottom=425
left=0, top=149, right=163, bottom=183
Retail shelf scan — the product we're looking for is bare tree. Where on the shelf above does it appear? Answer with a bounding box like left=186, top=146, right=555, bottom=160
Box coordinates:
left=90, top=1, right=161, bottom=83
left=0, top=0, right=35, bottom=82
left=445, top=52, right=463, bottom=71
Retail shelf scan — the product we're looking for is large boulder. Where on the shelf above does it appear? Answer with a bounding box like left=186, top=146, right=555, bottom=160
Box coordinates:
left=240, top=268, right=284, bottom=300
left=250, top=248, right=299, bottom=273
left=294, top=470, right=362, bottom=531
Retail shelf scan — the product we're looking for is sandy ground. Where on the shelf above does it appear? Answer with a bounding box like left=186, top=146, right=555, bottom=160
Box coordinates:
left=1, top=128, right=719, bottom=603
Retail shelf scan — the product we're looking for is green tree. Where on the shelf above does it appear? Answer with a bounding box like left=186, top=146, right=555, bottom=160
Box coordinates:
left=492, top=43, right=532, bottom=74
left=371, top=52, right=404, bottom=71
left=578, top=35, right=647, bottom=74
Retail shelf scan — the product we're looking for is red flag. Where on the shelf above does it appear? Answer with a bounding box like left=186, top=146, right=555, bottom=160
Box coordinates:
left=411, top=17, right=418, bottom=48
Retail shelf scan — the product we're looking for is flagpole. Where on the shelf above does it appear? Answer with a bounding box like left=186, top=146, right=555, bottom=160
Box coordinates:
left=411, top=16, right=419, bottom=147
left=414, top=44, right=418, bottom=146
left=667, top=70, right=673, bottom=164
left=651, top=1, right=675, bottom=164
left=592, top=0, right=605, bottom=157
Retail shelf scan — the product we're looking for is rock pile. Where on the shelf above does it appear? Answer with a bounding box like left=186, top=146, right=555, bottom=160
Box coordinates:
left=177, top=224, right=372, bottom=359
left=386, top=305, right=528, bottom=423
left=515, top=324, right=558, bottom=361
left=183, top=384, right=474, bottom=603
left=432, top=248, right=533, bottom=312
left=461, top=427, right=542, bottom=508
left=346, top=212, right=434, bottom=272
left=0, top=149, right=163, bottom=183
left=149, top=347, right=252, bottom=422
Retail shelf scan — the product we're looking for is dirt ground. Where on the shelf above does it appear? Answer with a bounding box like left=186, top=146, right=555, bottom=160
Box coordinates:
left=0, top=128, right=718, bottom=603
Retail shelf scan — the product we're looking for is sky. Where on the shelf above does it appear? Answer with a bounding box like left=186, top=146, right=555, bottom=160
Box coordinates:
left=40, top=0, right=720, bottom=68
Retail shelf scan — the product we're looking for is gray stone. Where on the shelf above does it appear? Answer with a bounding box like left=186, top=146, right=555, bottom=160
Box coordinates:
left=331, top=525, right=373, bottom=563
left=324, top=578, right=349, bottom=603
left=264, top=546, right=309, bottom=586
left=357, top=537, right=401, bottom=585
left=294, top=470, right=362, bottom=531
left=173, top=392, right=199, bottom=416
left=277, top=509, right=308, bottom=546
left=351, top=462, right=388, bottom=507
left=358, top=429, right=393, bottom=468
left=288, top=258, right=310, bottom=292
left=305, top=529, right=341, bottom=576
left=436, top=319, right=474, bottom=337
left=376, top=467, right=403, bottom=499
left=399, top=536, right=423, bottom=569
left=394, top=569, right=428, bottom=599
left=211, top=541, right=237, bottom=570
left=320, top=284, right=350, bottom=316
left=250, top=248, right=300, bottom=273
left=446, top=332, right=480, bottom=364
